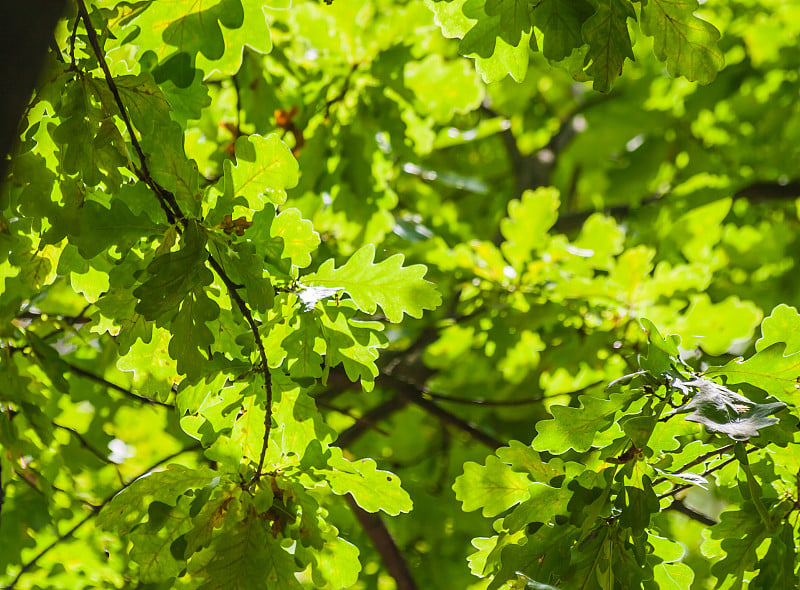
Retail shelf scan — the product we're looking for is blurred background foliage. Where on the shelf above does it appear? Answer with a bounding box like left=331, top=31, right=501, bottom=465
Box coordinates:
left=3, top=0, right=800, bottom=588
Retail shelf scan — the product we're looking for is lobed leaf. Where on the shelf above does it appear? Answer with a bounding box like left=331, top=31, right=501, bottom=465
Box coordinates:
left=640, top=0, right=724, bottom=84
left=582, top=0, right=636, bottom=92
left=454, top=455, right=532, bottom=517
left=325, top=449, right=412, bottom=515
left=223, top=133, right=299, bottom=210
left=305, top=244, right=441, bottom=323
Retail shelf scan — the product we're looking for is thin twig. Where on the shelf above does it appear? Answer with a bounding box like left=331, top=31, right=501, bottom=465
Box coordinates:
left=204, top=256, right=273, bottom=482
left=316, top=400, right=391, bottom=436
left=667, top=499, right=717, bottom=526
left=553, top=181, right=800, bottom=234
left=323, top=63, right=359, bottom=120
left=656, top=454, right=742, bottom=501
left=334, top=396, right=409, bottom=449
left=64, top=360, right=173, bottom=408
left=5, top=444, right=200, bottom=589
left=651, top=443, right=733, bottom=487
left=52, top=422, right=113, bottom=464
left=75, top=0, right=180, bottom=224
left=424, top=380, right=604, bottom=407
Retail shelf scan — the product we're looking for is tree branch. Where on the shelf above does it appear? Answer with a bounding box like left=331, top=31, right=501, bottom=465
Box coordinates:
left=667, top=499, right=717, bottom=526
left=344, top=494, right=418, bottom=590
left=383, top=376, right=504, bottom=450
left=334, top=395, right=408, bottom=449
left=423, top=380, right=604, bottom=407
left=204, top=256, right=273, bottom=483
left=553, top=181, right=800, bottom=234
left=63, top=360, right=173, bottom=408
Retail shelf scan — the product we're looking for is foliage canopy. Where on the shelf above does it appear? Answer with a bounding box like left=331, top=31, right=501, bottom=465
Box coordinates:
left=3, top=0, right=800, bottom=589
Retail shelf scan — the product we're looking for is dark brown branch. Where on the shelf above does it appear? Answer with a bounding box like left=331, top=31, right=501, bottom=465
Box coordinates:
left=344, top=494, right=418, bottom=590
left=5, top=444, right=200, bottom=589
left=656, top=454, right=743, bottom=501
left=316, top=399, right=391, bottom=437
left=323, top=63, right=360, bottom=120
left=553, top=181, right=800, bottom=234
left=667, top=499, right=717, bottom=526
left=63, top=360, right=173, bottom=408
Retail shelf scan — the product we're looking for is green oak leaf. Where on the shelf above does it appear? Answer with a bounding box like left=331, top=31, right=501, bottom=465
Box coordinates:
left=168, top=286, right=220, bottom=381
left=638, top=317, right=682, bottom=375
left=114, top=74, right=203, bottom=216
left=283, top=310, right=326, bottom=379
left=756, top=304, right=800, bottom=355
left=134, top=220, right=212, bottom=321
left=320, top=301, right=387, bottom=392
left=488, top=521, right=577, bottom=590
left=430, top=0, right=532, bottom=82
left=582, top=0, right=635, bottom=92
left=208, top=234, right=274, bottom=313
left=674, top=378, right=785, bottom=441
left=404, top=54, right=484, bottom=123
left=484, top=0, right=532, bottom=47
left=198, top=503, right=302, bottom=589
left=532, top=395, right=622, bottom=454
left=706, top=508, right=768, bottom=587
left=502, top=482, right=571, bottom=530
left=264, top=374, right=336, bottom=468
left=184, top=485, right=242, bottom=556
left=129, top=498, right=194, bottom=582
left=495, top=441, right=566, bottom=483
left=533, top=0, right=594, bottom=61
left=752, top=522, right=798, bottom=588
left=97, top=464, right=220, bottom=535
left=640, top=0, right=724, bottom=84
left=69, top=200, right=165, bottom=260
left=270, top=208, right=321, bottom=269
left=26, top=333, right=70, bottom=394
left=305, top=244, right=441, bottom=323
left=49, top=78, right=126, bottom=189
left=312, top=535, right=361, bottom=590
left=324, top=448, right=412, bottom=515
left=113, top=0, right=277, bottom=79
left=223, top=133, right=299, bottom=210
left=177, top=376, right=247, bottom=446
left=500, top=187, right=560, bottom=267
left=454, top=455, right=532, bottom=517
left=703, top=343, right=800, bottom=401
left=229, top=379, right=267, bottom=465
